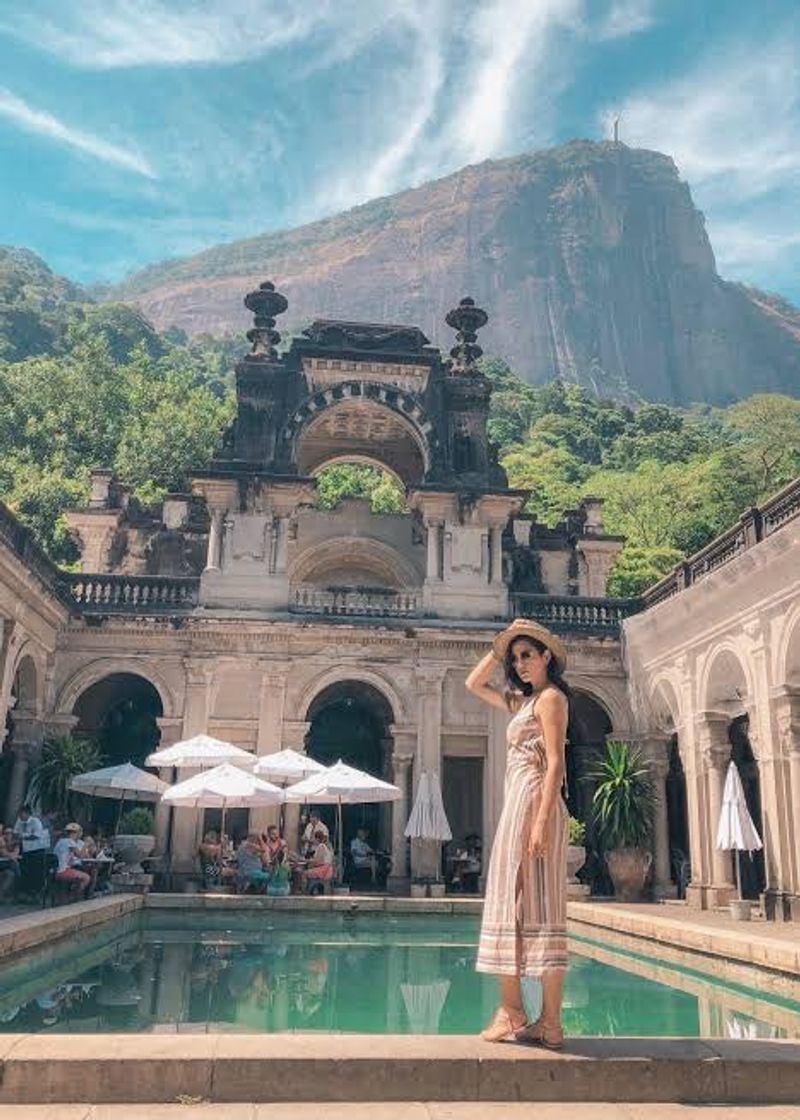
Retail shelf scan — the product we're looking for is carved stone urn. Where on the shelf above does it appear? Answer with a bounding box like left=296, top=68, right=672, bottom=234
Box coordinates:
left=606, top=847, right=653, bottom=902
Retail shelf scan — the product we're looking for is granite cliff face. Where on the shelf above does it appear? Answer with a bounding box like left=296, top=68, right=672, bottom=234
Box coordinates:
left=109, top=141, right=800, bottom=404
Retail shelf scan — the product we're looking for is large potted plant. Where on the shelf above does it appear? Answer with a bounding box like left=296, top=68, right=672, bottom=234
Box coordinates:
left=27, top=734, right=103, bottom=819
left=590, top=740, right=655, bottom=902
left=115, top=807, right=156, bottom=873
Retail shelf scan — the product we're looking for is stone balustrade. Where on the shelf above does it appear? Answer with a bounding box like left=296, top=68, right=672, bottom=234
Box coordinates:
left=642, top=475, right=800, bottom=609
left=290, top=584, right=422, bottom=618
left=509, top=592, right=640, bottom=634
left=67, top=573, right=200, bottom=612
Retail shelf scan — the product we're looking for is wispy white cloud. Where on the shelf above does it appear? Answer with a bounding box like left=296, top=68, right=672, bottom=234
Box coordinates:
left=600, top=37, right=800, bottom=201
left=453, top=0, right=583, bottom=164
left=0, top=0, right=399, bottom=71
left=0, top=87, right=155, bottom=176
left=593, top=0, right=655, bottom=40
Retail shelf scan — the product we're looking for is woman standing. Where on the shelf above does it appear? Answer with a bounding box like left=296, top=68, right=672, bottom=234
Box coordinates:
left=466, top=618, right=570, bottom=1049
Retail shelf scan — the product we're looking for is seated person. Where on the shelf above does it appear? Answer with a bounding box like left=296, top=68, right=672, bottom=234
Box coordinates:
left=0, top=829, right=20, bottom=901
left=350, top=828, right=377, bottom=881
left=53, top=823, right=92, bottom=899
left=198, top=829, right=224, bottom=886
left=262, top=825, right=288, bottom=866
left=235, top=833, right=271, bottom=893
left=301, top=812, right=329, bottom=856
left=266, top=847, right=291, bottom=896
left=301, top=829, right=335, bottom=890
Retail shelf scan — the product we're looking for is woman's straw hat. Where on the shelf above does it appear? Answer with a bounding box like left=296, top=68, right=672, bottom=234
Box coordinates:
left=492, top=618, right=568, bottom=672
left=64, top=822, right=82, bottom=834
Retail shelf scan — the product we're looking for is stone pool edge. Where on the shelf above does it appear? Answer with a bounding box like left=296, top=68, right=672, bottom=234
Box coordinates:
left=0, top=1033, right=798, bottom=1104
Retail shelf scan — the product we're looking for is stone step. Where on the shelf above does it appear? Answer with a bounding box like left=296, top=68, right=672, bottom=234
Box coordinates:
left=1, top=1035, right=799, bottom=1106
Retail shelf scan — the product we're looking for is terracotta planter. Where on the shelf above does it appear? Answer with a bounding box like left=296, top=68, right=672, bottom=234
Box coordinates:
left=566, top=845, right=585, bottom=884
left=606, top=847, right=652, bottom=902
left=114, top=834, right=155, bottom=874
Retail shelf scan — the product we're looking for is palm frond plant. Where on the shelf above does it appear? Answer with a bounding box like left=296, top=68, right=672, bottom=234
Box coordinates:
left=589, top=740, right=656, bottom=901
left=590, top=740, right=655, bottom=849
left=26, top=734, right=104, bottom=820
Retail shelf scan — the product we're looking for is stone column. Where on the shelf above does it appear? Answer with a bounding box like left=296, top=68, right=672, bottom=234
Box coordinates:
left=4, top=740, right=37, bottom=821
left=282, top=719, right=311, bottom=850
left=204, top=509, right=224, bottom=572
left=489, top=525, right=503, bottom=585
left=696, top=713, right=735, bottom=906
left=250, top=661, right=291, bottom=832
left=773, top=687, right=800, bottom=905
left=648, top=745, right=674, bottom=898
left=389, top=750, right=413, bottom=882
left=412, top=667, right=445, bottom=879
left=425, top=521, right=442, bottom=582
left=153, top=716, right=183, bottom=857
left=172, top=659, right=215, bottom=870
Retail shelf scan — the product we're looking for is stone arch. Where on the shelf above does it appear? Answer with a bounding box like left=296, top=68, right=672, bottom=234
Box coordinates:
left=10, top=649, right=41, bottom=717
left=650, top=674, right=683, bottom=734
left=56, top=658, right=176, bottom=718
left=564, top=675, right=626, bottom=731
left=309, top=454, right=407, bottom=494
left=698, top=643, right=754, bottom=715
left=776, top=601, right=800, bottom=687
left=72, top=672, right=164, bottom=769
left=289, top=536, right=422, bottom=590
left=296, top=665, right=406, bottom=726
left=282, top=382, right=433, bottom=486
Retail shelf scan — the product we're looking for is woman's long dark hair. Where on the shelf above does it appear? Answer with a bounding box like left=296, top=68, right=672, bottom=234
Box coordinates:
left=503, top=635, right=579, bottom=746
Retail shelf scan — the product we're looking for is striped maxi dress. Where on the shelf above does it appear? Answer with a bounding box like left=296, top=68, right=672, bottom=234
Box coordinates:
left=476, top=697, right=568, bottom=976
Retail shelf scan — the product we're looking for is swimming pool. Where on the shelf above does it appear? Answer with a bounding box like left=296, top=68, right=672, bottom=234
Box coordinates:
left=1, top=910, right=798, bottom=1037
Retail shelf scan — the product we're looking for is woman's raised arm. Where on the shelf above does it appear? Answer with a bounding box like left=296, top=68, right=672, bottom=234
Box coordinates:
left=465, top=650, right=509, bottom=712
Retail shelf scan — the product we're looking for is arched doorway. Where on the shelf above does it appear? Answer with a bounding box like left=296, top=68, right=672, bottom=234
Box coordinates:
left=567, top=690, right=613, bottom=895
left=73, top=673, right=163, bottom=768
left=729, top=715, right=765, bottom=899
left=305, top=680, right=394, bottom=855
left=666, top=735, right=690, bottom=896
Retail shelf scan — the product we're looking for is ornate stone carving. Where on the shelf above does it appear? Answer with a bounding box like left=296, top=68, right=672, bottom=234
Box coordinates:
left=301, top=321, right=430, bottom=353
left=243, top=280, right=287, bottom=361
left=446, top=297, right=488, bottom=375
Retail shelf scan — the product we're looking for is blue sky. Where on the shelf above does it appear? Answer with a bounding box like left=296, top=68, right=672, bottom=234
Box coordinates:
left=0, top=1, right=798, bottom=303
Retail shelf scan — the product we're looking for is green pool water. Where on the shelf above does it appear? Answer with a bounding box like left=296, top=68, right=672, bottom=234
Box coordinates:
left=1, top=911, right=798, bottom=1037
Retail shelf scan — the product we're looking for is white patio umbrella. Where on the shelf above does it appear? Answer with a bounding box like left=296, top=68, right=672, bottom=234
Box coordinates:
left=715, top=760, right=763, bottom=900
left=253, top=749, right=328, bottom=836
left=405, top=770, right=452, bottom=884
left=69, top=762, right=169, bottom=829
left=252, top=749, right=327, bottom=784
left=284, top=760, right=401, bottom=881
left=404, top=771, right=452, bottom=842
left=161, top=762, right=284, bottom=844
left=146, top=734, right=256, bottom=770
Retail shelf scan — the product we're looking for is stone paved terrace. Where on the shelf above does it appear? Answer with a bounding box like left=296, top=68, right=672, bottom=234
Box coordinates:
left=0, top=1104, right=797, bottom=1120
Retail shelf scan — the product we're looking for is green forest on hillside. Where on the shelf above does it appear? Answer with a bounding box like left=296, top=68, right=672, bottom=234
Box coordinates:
left=2, top=247, right=799, bottom=593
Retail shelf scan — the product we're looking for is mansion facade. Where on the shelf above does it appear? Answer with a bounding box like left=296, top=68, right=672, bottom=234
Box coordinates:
left=1, top=281, right=798, bottom=917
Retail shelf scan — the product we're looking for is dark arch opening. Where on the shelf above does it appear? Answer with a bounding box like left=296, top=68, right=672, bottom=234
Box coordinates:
left=567, top=690, right=613, bottom=895
left=73, top=673, right=163, bottom=769
left=305, top=681, right=394, bottom=860
left=730, top=715, right=765, bottom=899
left=666, top=734, right=690, bottom=897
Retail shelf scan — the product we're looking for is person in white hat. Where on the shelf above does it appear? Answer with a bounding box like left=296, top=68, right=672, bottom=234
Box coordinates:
left=466, top=618, right=571, bottom=1049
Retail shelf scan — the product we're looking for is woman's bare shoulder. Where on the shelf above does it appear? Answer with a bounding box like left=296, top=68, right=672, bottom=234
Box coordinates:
left=534, top=686, right=568, bottom=714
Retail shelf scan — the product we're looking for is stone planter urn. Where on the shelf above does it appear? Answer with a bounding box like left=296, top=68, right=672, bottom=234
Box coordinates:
left=114, top=834, right=155, bottom=875
left=410, top=882, right=428, bottom=899
left=429, top=882, right=446, bottom=899
left=729, top=898, right=752, bottom=921
left=566, top=845, right=585, bottom=885
left=606, top=847, right=652, bottom=902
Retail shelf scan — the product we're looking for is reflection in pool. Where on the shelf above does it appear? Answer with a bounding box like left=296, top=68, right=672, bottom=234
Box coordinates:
left=0, top=912, right=798, bottom=1037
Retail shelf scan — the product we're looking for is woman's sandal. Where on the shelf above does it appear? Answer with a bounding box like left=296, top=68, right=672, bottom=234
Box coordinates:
left=480, top=1006, right=529, bottom=1043
left=514, top=1017, right=565, bottom=1050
